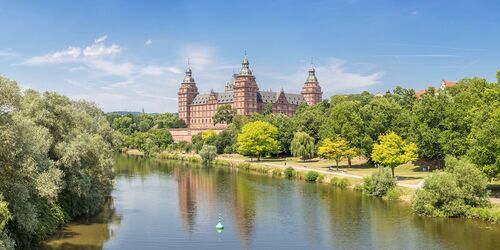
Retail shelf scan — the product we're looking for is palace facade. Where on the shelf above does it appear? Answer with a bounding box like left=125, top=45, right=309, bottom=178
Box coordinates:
left=177, top=56, right=323, bottom=131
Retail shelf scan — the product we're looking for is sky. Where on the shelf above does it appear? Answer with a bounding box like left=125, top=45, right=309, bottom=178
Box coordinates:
left=0, top=0, right=499, bottom=113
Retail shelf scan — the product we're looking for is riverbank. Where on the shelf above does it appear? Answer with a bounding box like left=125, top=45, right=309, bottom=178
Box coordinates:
left=153, top=151, right=500, bottom=223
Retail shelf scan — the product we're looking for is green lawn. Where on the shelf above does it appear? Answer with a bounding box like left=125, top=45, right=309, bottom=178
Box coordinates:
left=219, top=154, right=432, bottom=185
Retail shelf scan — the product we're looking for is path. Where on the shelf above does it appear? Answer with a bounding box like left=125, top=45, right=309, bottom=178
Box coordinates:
left=219, top=157, right=425, bottom=189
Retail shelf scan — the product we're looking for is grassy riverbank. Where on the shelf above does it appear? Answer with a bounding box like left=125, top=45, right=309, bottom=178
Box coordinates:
left=152, top=151, right=500, bottom=224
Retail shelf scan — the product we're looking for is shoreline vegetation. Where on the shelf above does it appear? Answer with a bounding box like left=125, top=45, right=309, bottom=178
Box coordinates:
left=148, top=151, right=500, bottom=224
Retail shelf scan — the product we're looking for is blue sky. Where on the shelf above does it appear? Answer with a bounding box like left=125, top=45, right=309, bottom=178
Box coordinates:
left=0, top=0, right=499, bottom=112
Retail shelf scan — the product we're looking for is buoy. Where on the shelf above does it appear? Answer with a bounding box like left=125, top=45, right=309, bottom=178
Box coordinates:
left=216, top=213, right=224, bottom=232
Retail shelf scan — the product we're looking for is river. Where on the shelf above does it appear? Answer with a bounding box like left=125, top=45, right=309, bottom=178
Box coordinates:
left=42, top=155, right=500, bottom=249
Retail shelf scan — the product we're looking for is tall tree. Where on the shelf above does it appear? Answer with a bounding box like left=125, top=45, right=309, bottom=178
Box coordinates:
left=213, top=104, right=235, bottom=125
left=290, top=132, right=315, bottom=161
left=371, top=132, right=418, bottom=177
left=237, top=121, right=280, bottom=161
left=318, top=137, right=352, bottom=171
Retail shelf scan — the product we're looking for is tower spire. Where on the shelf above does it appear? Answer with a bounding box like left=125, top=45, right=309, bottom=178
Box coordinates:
left=239, top=52, right=252, bottom=76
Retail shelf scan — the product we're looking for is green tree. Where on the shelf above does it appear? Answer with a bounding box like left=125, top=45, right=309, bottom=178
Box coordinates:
left=237, top=121, right=280, bottom=160
left=199, top=145, right=217, bottom=166
left=319, top=99, right=369, bottom=159
left=318, top=137, right=352, bottom=171
left=213, top=104, right=235, bottom=125
left=412, top=157, right=490, bottom=217
left=371, top=132, right=418, bottom=177
left=290, top=132, right=315, bottom=161
left=363, top=167, right=396, bottom=197
left=497, top=70, right=500, bottom=83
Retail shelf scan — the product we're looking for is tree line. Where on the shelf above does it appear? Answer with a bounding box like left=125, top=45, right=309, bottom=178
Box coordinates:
left=200, top=73, right=499, bottom=180
left=0, top=76, right=116, bottom=249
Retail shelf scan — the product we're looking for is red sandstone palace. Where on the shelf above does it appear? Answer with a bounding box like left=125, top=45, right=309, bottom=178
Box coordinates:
left=171, top=56, right=322, bottom=141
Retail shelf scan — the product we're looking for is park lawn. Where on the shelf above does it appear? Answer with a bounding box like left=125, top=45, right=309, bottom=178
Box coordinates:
left=219, top=154, right=432, bottom=185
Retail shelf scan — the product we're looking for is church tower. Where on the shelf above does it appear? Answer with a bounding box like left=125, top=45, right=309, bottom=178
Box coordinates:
left=233, top=55, right=259, bottom=115
left=178, top=66, right=199, bottom=127
left=301, top=65, right=322, bottom=105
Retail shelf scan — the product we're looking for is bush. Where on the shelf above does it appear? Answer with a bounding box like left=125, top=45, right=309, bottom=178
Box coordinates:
left=331, top=177, right=350, bottom=188
left=384, top=188, right=401, bottom=201
left=272, top=168, right=282, bottom=177
left=363, top=167, right=396, bottom=197
left=304, top=171, right=320, bottom=182
left=411, top=157, right=491, bottom=218
left=199, top=145, right=217, bottom=166
left=317, top=174, right=325, bottom=183
left=466, top=207, right=500, bottom=223
left=284, top=167, right=296, bottom=178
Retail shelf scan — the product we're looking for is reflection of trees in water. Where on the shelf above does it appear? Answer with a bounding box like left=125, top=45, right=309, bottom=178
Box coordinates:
left=231, top=174, right=256, bottom=249
left=411, top=214, right=500, bottom=249
left=42, top=197, right=122, bottom=250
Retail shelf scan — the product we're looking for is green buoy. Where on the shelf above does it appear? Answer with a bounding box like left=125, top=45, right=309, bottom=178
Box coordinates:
left=216, top=214, right=224, bottom=232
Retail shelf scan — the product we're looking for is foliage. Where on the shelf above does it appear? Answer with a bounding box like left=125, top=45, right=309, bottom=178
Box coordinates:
left=199, top=145, right=217, bottom=166
left=0, top=76, right=115, bottom=248
left=213, top=104, right=235, bottom=125
left=318, top=137, right=354, bottom=170
left=412, top=157, right=490, bottom=217
left=290, top=132, right=315, bottom=161
left=330, top=177, right=350, bottom=188
left=371, top=132, right=418, bottom=177
left=304, top=171, right=320, bottom=182
left=271, top=168, right=282, bottom=177
left=236, top=121, right=280, bottom=160
left=384, top=188, right=401, bottom=201
left=284, top=167, right=296, bottom=178
left=107, top=112, right=185, bottom=135
left=363, top=167, right=397, bottom=197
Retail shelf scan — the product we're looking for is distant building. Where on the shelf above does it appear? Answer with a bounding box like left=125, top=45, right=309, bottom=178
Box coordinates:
left=416, top=79, right=457, bottom=98
left=171, top=55, right=323, bottom=141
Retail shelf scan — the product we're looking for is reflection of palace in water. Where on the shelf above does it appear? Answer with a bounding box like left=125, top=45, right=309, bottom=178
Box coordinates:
left=176, top=168, right=256, bottom=247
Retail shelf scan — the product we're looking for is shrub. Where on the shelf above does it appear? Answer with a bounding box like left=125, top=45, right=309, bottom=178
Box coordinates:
left=284, top=167, right=296, bottom=178
left=317, top=174, right=325, bottom=183
left=384, top=188, right=401, bottom=201
left=199, top=145, right=217, bottom=166
left=466, top=207, right=500, bottom=223
left=272, top=168, right=282, bottom=177
left=331, top=177, right=350, bottom=188
left=411, top=157, right=491, bottom=218
left=304, top=171, right=320, bottom=182
left=363, top=167, right=396, bottom=197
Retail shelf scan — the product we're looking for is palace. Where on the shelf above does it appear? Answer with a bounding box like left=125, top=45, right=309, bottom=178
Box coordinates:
left=171, top=56, right=322, bottom=141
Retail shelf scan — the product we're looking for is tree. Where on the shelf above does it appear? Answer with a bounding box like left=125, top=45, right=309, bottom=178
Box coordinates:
left=497, top=70, right=500, bottom=83
left=371, top=132, right=418, bottom=177
left=199, top=145, right=217, bottom=166
left=318, top=137, right=352, bottom=171
left=262, top=103, right=273, bottom=115
left=290, top=132, right=315, bottom=161
left=412, top=157, right=490, bottom=217
left=213, top=104, right=235, bottom=125
left=236, top=121, right=280, bottom=161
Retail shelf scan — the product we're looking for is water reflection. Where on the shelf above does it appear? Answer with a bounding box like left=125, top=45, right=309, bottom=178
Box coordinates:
left=43, top=156, right=500, bottom=250
left=42, top=198, right=121, bottom=250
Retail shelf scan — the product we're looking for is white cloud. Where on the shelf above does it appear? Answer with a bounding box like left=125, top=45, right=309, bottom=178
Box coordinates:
left=266, top=57, right=384, bottom=93
left=83, top=43, right=121, bottom=58
left=318, top=58, right=384, bottom=90
left=140, top=65, right=183, bottom=76
left=182, top=44, right=215, bottom=70
left=94, top=35, right=108, bottom=43
left=24, top=47, right=81, bottom=65
left=145, top=39, right=152, bottom=46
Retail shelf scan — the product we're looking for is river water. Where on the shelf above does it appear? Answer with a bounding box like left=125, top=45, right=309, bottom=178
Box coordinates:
left=43, top=156, right=500, bottom=250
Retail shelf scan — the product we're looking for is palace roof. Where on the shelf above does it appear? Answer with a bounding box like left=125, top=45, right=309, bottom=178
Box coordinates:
left=190, top=90, right=306, bottom=105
